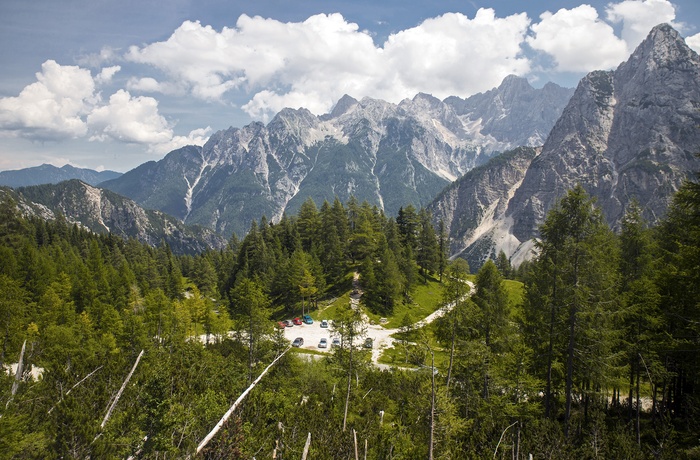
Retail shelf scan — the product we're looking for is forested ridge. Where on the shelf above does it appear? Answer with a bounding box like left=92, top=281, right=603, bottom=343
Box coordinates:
left=1, top=177, right=699, bottom=458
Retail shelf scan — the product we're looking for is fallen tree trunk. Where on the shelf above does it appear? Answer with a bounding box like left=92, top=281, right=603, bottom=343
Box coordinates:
left=195, top=347, right=290, bottom=455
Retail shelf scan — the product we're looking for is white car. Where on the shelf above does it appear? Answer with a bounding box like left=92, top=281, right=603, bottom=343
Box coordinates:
left=320, top=319, right=329, bottom=328
left=318, top=338, right=328, bottom=348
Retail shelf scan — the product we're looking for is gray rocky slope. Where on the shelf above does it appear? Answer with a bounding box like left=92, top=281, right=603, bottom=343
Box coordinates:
left=101, top=76, right=572, bottom=238
left=430, top=24, right=700, bottom=269
left=8, top=181, right=225, bottom=255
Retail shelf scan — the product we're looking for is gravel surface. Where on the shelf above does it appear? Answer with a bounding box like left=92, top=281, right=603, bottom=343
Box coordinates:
left=282, top=276, right=473, bottom=365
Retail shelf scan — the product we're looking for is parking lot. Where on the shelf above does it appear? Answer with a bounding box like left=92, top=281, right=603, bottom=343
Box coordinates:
left=281, top=316, right=396, bottom=364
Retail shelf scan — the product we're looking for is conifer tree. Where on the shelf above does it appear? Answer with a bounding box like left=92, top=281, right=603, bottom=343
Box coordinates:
left=472, top=260, right=509, bottom=399
left=229, top=276, right=271, bottom=384
left=619, top=201, right=662, bottom=441
left=524, top=185, right=619, bottom=433
left=417, top=208, right=439, bottom=282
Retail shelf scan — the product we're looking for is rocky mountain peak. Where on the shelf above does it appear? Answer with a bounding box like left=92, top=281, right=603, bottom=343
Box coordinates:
left=617, top=23, right=699, bottom=80
left=410, top=92, right=442, bottom=108
left=497, top=75, right=534, bottom=100
left=507, top=23, right=700, bottom=243
left=428, top=23, right=699, bottom=270
left=327, top=94, right=359, bottom=119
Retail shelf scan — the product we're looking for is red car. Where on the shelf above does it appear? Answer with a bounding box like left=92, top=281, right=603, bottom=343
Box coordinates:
left=276, top=321, right=286, bottom=329
left=293, top=317, right=303, bottom=325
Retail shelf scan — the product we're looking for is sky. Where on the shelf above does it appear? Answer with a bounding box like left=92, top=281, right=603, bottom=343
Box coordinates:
left=1, top=0, right=699, bottom=173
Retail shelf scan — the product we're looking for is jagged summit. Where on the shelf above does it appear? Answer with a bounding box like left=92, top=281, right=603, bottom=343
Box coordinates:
left=444, top=76, right=574, bottom=147
left=617, top=23, right=700, bottom=80
left=430, top=23, right=700, bottom=269
left=496, top=75, right=534, bottom=101
left=327, top=94, right=358, bottom=119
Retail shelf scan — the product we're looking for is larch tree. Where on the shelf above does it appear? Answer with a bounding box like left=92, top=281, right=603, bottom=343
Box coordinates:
left=229, top=276, right=272, bottom=384
left=524, top=185, right=619, bottom=435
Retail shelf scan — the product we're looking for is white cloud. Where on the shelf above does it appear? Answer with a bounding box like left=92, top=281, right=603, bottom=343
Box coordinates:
left=382, top=9, right=531, bottom=98
left=687, top=32, right=700, bottom=53
left=528, top=5, right=629, bottom=72
left=606, top=0, right=681, bottom=52
left=126, top=10, right=532, bottom=120
left=0, top=60, right=95, bottom=140
left=0, top=59, right=205, bottom=155
left=77, top=46, right=121, bottom=68
left=96, top=65, right=121, bottom=85
left=126, top=77, right=183, bottom=95
left=150, top=127, right=213, bottom=155
left=86, top=90, right=210, bottom=152
left=87, top=89, right=175, bottom=144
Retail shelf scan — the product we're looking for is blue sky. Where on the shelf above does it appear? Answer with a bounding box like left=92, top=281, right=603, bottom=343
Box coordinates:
left=1, top=0, right=699, bottom=173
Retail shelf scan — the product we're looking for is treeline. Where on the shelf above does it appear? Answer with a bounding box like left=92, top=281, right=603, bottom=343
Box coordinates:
left=0, top=176, right=699, bottom=458
left=190, top=196, right=448, bottom=316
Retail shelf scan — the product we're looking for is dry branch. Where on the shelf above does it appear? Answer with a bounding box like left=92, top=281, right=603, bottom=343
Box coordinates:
left=101, top=349, right=144, bottom=429
left=48, top=365, right=103, bottom=415
left=194, top=347, right=290, bottom=455
left=301, top=432, right=311, bottom=460
left=10, top=340, right=26, bottom=397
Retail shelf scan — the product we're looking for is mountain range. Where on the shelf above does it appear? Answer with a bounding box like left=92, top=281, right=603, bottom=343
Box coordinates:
left=3, top=23, right=698, bottom=268
left=0, top=163, right=121, bottom=188
left=100, top=75, right=573, bottom=238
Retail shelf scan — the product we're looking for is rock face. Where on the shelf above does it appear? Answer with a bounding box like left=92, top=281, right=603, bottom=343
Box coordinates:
left=429, top=147, right=538, bottom=269
left=444, top=75, right=574, bottom=147
left=102, top=77, right=572, bottom=238
left=12, top=181, right=225, bottom=254
left=0, top=164, right=121, bottom=188
left=430, top=24, right=700, bottom=269
left=508, top=23, right=700, bottom=241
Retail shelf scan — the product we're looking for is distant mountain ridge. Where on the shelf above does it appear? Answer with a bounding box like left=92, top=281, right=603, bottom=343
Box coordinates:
left=430, top=23, right=700, bottom=268
left=0, top=164, right=121, bottom=188
left=7, top=181, right=225, bottom=255
left=102, top=76, right=573, bottom=238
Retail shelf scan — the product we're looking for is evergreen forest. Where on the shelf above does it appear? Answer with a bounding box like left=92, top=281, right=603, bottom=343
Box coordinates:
left=1, top=176, right=699, bottom=459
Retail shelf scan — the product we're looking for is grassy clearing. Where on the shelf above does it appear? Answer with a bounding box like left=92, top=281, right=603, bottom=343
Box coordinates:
left=378, top=320, right=449, bottom=369
left=504, top=279, right=524, bottom=306
left=311, top=291, right=352, bottom=322
left=375, top=276, right=445, bottom=329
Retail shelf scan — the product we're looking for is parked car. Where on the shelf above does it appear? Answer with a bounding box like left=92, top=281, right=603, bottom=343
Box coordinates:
left=320, top=319, right=328, bottom=328
left=293, top=317, right=302, bottom=325
left=363, top=338, right=373, bottom=349
left=331, top=337, right=341, bottom=348
left=318, top=338, right=328, bottom=348
left=284, top=319, right=294, bottom=327
left=292, top=337, right=304, bottom=347
left=303, top=314, right=313, bottom=324
left=276, top=321, right=286, bottom=329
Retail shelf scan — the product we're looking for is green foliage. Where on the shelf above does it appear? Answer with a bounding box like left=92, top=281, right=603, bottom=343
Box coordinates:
left=1, top=186, right=700, bottom=458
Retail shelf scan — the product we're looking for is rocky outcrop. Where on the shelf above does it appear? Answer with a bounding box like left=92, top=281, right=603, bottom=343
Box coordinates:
left=508, top=23, right=700, bottom=241
left=429, top=147, right=538, bottom=270
left=444, top=75, right=574, bottom=147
